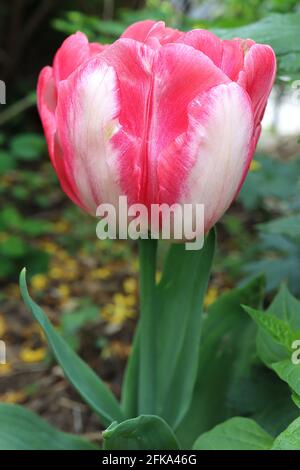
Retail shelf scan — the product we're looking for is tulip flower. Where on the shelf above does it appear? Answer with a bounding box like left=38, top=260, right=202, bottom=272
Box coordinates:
left=38, top=20, right=276, bottom=232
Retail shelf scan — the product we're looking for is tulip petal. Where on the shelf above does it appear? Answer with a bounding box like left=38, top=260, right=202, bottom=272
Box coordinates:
left=221, top=39, right=245, bottom=81
left=53, top=32, right=104, bottom=83
left=102, top=40, right=230, bottom=207
left=122, top=20, right=181, bottom=45
left=37, top=66, right=88, bottom=210
left=56, top=57, right=122, bottom=213
left=177, top=82, right=254, bottom=231
left=37, top=66, right=57, bottom=161
left=176, top=29, right=223, bottom=67
left=238, top=44, right=276, bottom=127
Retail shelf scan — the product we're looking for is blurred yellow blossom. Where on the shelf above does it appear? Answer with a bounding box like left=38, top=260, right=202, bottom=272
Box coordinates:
left=101, top=341, right=131, bottom=360
left=91, top=267, right=112, bottom=280
left=102, top=302, right=136, bottom=326
left=49, top=266, right=65, bottom=280
left=0, top=390, right=26, bottom=404
left=19, top=347, right=47, bottom=363
left=31, top=274, right=48, bottom=291
left=204, top=287, right=219, bottom=308
left=52, top=220, right=70, bottom=234
left=40, top=241, right=59, bottom=254
left=0, top=314, right=7, bottom=336
left=123, top=277, right=137, bottom=294
left=56, top=284, right=70, bottom=301
left=156, top=271, right=162, bottom=284
left=0, top=363, right=12, bottom=376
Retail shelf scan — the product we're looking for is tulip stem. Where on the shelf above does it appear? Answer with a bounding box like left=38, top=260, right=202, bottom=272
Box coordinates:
left=138, top=237, right=158, bottom=415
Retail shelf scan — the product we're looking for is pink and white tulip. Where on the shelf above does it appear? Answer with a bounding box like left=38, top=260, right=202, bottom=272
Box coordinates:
left=37, top=20, right=276, bottom=231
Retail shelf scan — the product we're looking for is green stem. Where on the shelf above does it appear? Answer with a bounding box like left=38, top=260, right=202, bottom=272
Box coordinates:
left=138, top=237, right=158, bottom=415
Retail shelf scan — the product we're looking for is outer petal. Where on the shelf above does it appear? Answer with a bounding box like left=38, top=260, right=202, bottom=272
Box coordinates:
left=122, top=20, right=181, bottom=46
left=238, top=44, right=276, bottom=127
left=178, top=82, right=254, bottom=231
left=37, top=66, right=57, bottom=161
left=152, top=44, right=231, bottom=206
left=37, top=66, right=86, bottom=209
left=53, top=32, right=105, bottom=83
left=101, top=40, right=231, bottom=207
left=55, top=56, right=123, bottom=214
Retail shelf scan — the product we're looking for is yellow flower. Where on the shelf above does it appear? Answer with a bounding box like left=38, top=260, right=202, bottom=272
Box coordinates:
left=91, top=267, right=112, bottom=280
left=101, top=341, right=131, bottom=360
left=52, top=220, right=70, bottom=234
left=250, top=160, right=261, bottom=172
left=102, top=302, right=135, bottom=326
left=0, top=390, right=26, bottom=404
left=56, top=284, right=70, bottom=300
left=0, top=314, right=7, bottom=336
left=0, top=363, right=12, bottom=376
left=49, top=266, right=65, bottom=280
left=131, top=258, right=139, bottom=272
left=19, top=347, right=47, bottom=363
left=31, top=274, right=48, bottom=291
left=123, top=277, right=137, bottom=294
left=156, top=271, right=162, bottom=284
left=41, top=241, right=59, bottom=254
left=204, top=287, right=219, bottom=308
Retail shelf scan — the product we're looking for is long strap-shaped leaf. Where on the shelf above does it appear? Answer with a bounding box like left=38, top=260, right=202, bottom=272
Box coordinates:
left=156, top=230, right=215, bottom=428
left=122, top=232, right=215, bottom=425
left=0, top=404, right=96, bottom=450
left=20, top=269, right=124, bottom=426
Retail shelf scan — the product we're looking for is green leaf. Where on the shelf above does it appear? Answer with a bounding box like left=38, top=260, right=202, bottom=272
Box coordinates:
left=103, top=415, right=180, bottom=450
left=193, top=417, right=273, bottom=451
left=243, top=305, right=295, bottom=353
left=258, top=215, right=300, bottom=241
left=250, top=286, right=300, bottom=367
left=0, top=404, right=96, bottom=450
left=19, top=269, right=124, bottom=426
left=10, top=133, right=45, bottom=161
left=155, top=230, right=215, bottom=428
left=176, top=276, right=264, bottom=448
left=291, top=393, right=300, bottom=409
left=214, top=13, right=300, bottom=76
left=121, top=325, right=140, bottom=418
left=272, top=417, right=300, bottom=450
left=272, top=360, right=300, bottom=396
left=0, top=151, right=16, bottom=172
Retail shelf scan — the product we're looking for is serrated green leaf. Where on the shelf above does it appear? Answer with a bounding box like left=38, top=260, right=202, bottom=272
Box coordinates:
left=244, top=305, right=295, bottom=352
left=252, top=286, right=300, bottom=366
